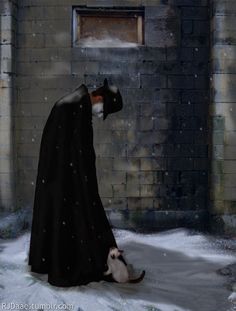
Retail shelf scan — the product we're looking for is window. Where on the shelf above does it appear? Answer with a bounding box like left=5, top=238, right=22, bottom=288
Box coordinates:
left=72, top=7, right=144, bottom=47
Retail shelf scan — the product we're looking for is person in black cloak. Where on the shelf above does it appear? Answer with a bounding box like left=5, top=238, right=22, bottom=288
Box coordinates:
left=28, top=78, right=127, bottom=287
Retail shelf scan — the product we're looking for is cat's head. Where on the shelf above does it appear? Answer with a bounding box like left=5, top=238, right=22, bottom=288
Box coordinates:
left=109, top=246, right=124, bottom=259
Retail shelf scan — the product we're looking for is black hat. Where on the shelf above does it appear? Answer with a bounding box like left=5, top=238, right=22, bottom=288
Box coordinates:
left=92, top=78, right=123, bottom=120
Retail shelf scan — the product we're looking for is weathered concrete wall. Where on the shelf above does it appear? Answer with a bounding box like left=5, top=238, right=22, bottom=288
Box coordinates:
left=210, top=0, right=236, bottom=234
left=0, top=0, right=17, bottom=213
left=14, top=0, right=210, bottom=232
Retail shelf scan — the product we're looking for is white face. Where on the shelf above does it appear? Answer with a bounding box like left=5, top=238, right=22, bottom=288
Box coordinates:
left=109, top=247, right=124, bottom=259
left=92, top=102, right=104, bottom=118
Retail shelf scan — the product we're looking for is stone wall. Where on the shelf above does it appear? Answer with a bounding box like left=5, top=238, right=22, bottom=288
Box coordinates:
left=210, top=0, right=236, bottom=234
left=13, top=0, right=210, bottom=232
left=0, top=0, right=17, bottom=213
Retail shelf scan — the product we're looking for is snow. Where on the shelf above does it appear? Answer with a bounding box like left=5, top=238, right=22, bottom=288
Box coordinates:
left=0, top=228, right=235, bottom=311
left=78, top=36, right=139, bottom=48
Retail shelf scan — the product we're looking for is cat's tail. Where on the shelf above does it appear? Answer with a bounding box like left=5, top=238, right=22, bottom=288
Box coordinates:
left=128, top=270, right=145, bottom=283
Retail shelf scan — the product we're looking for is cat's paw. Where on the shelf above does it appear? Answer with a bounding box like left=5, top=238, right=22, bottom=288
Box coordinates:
left=103, top=270, right=110, bottom=276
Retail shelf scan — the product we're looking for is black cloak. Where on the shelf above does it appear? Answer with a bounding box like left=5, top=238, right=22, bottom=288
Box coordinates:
left=28, top=84, right=123, bottom=287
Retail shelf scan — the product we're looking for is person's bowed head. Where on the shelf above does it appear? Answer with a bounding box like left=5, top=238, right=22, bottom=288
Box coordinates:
left=90, top=78, right=123, bottom=120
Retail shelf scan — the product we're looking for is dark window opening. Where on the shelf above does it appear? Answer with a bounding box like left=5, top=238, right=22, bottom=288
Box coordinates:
left=73, top=7, right=144, bottom=47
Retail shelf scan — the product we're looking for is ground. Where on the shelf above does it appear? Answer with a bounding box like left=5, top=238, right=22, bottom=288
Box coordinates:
left=0, top=228, right=235, bottom=311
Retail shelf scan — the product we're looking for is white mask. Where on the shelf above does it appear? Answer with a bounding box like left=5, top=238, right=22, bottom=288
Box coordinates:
left=92, top=102, right=104, bottom=118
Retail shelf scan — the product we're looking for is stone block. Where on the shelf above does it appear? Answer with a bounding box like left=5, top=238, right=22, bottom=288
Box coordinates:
left=17, top=143, right=40, bottom=157
left=127, top=144, right=153, bottom=157
left=193, top=20, right=210, bottom=35
left=181, top=7, right=209, bottom=20
left=167, top=157, right=194, bottom=170
left=31, top=19, right=71, bottom=34
left=140, top=102, right=166, bottom=117
left=224, top=146, right=236, bottom=160
left=98, top=183, right=113, bottom=197
left=140, top=157, right=167, bottom=171
left=96, top=157, right=113, bottom=172
left=138, top=46, right=166, bottom=61
left=94, top=143, right=126, bottom=157
left=140, top=184, right=159, bottom=197
left=113, top=158, right=140, bottom=171
left=17, top=34, right=45, bottom=48
left=182, top=20, right=193, bottom=34
left=43, top=7, right=71, bottom=19
left=145, top=18, right=179, bottom=47
left=138, top=117, right=154, bottom=131
left=154, top=117, right=169, bottom=130
left=72, top=61, right=99, bottom=75
left=45, top=33, right=71, bottom=48
left=85, top=74, right=140, bottom=89
left=145, top=5, right=177, bottom=19
left=113, top=184, right=126, bottom=197
left=169, top=0, right=208, bottom=5
left=225, top=173, right=236, bottom=188
left=168, top=75, right=194, bottom=89
left=182, top=34, right=209, bottom=47
left=140, top=74, right=166, bottom=88
left=126, top=183, right=140, bottom=197
left=127, top=197, right=154, bottom=209
left=213, top=1, right=236, bottom=16
left=18, top=7, right=45, bottom=21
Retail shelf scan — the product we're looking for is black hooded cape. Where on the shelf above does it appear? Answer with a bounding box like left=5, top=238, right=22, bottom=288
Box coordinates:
left=28, top=84, right=122, bottom=287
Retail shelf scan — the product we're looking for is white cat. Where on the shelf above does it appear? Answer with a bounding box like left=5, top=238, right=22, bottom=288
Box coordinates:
left=103, top=247, right=145, bottom=283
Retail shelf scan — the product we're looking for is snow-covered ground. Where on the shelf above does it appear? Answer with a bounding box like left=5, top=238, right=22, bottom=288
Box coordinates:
left=0, top=228, right=235, bottom=311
